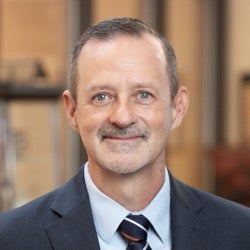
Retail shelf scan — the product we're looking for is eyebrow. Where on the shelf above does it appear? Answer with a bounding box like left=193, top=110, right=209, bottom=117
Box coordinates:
left=85, top=84, right=116, bottom=92
left=85, top=82, right=158, bottom=93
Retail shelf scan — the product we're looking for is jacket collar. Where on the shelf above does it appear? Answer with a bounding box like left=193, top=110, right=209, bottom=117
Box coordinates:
left=44, top=166, right=100, bottom=250
left=169, top=173, right=214, bottom=250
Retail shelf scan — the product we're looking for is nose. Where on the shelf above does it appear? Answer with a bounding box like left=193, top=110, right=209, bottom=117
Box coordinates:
left=109, top=98, right=136, bottom=128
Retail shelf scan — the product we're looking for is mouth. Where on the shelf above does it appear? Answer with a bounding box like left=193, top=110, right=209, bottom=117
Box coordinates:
left=99, top=126, right=149, bottom=142
left=103, top=135, right=144, bottom=141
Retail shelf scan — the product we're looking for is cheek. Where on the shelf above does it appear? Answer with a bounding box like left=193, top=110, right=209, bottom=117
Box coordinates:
left=76, top=113, right=99, bottom=150
left=76, top=108, right=106, bottom=135
left=145, top=102, right=172, bottom=123
left=147, top=107, right=174, bottom=135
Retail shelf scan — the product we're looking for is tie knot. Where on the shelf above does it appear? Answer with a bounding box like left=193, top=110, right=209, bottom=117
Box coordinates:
left=119, top=214, right=150, bottom=242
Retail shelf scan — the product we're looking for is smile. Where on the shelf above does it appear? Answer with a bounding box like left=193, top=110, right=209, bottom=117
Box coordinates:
left=103, top=135, right=144, bottom=140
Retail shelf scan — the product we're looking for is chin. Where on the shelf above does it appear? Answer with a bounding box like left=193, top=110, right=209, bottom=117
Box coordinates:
left=101, top=159, right=148, bottom=175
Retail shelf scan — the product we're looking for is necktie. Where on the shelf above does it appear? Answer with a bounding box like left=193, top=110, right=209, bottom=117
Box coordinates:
left=118, top=214, right=152, bottom=250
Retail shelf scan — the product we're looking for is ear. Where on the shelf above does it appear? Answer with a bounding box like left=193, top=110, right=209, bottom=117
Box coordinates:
left=171, top=86, right=189, bottom=130
left=62, top=90, right=79, bottom=131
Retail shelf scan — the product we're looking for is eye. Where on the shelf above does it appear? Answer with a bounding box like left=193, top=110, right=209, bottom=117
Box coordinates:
left=138, top=91, right=152, bottom=99
left=92, top=92, right=113, bottom=106
left=94, top=93, right=108, bottom=101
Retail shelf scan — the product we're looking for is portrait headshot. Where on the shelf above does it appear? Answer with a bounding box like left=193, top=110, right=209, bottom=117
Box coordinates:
left=0, top=10, right=250, bottom=250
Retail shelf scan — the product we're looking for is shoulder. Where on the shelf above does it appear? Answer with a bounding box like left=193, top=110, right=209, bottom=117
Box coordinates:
left=170, top=175, right=250, bottom=248
left=0, top=166, right=86, bottom=227
left=0, top=166, right=89, bottom=248
left=0, top=188, right=59, bottom=249
left=0, top=187, right=59, bottom=230
left=190, top=183, right=250, bottom=246
left=189, top=182, right=250, bottom=216
left=170, top=174, right=250, bottom=227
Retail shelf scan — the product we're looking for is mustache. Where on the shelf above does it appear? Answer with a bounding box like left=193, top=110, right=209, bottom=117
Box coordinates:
left=98, top=125, right=150, bottom=140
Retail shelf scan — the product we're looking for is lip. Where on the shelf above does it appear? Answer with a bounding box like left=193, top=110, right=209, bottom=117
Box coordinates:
left=103, top=135, right=143, bottom=140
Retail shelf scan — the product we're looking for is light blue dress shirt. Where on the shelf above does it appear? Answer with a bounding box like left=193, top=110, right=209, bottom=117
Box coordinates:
left=84, top=163, right=171, bottom=250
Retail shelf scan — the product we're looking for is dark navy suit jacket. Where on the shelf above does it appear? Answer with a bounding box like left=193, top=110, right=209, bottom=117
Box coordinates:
left=0, top=165, right=250, bottom=249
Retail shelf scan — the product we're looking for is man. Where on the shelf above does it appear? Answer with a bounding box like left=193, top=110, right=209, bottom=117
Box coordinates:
left=0, top=17, right=250, bottom=250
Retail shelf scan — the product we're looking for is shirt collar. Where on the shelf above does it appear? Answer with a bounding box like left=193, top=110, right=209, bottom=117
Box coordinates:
left=84, top=163, right=170, bottom=244
left=139, top=169, right=171, bottom=243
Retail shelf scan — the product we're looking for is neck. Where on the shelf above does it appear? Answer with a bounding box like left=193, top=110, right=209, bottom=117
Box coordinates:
left=88, top=162, right=166, bottom=211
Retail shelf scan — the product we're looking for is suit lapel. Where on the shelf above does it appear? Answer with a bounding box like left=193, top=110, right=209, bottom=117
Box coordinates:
left=169, top=173, right=213, bottom=250
left=45, top=201, right=99, bottom=250
left=44, top=166, right=100, bottom=250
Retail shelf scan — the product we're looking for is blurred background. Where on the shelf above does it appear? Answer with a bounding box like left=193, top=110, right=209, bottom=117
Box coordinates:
left=0, top=0, right=250, bottom=212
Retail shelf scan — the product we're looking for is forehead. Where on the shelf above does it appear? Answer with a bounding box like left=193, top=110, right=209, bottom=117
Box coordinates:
left=75, top=34, right=170, bottom=99
left=79, top=33, right=166, bottom=68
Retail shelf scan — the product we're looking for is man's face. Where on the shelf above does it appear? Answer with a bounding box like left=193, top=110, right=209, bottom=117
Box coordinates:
left=64, top=34, right=186, bottom=175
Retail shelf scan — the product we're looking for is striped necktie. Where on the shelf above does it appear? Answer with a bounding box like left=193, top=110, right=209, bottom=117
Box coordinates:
left=118, top=214, right=152, bottom=250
